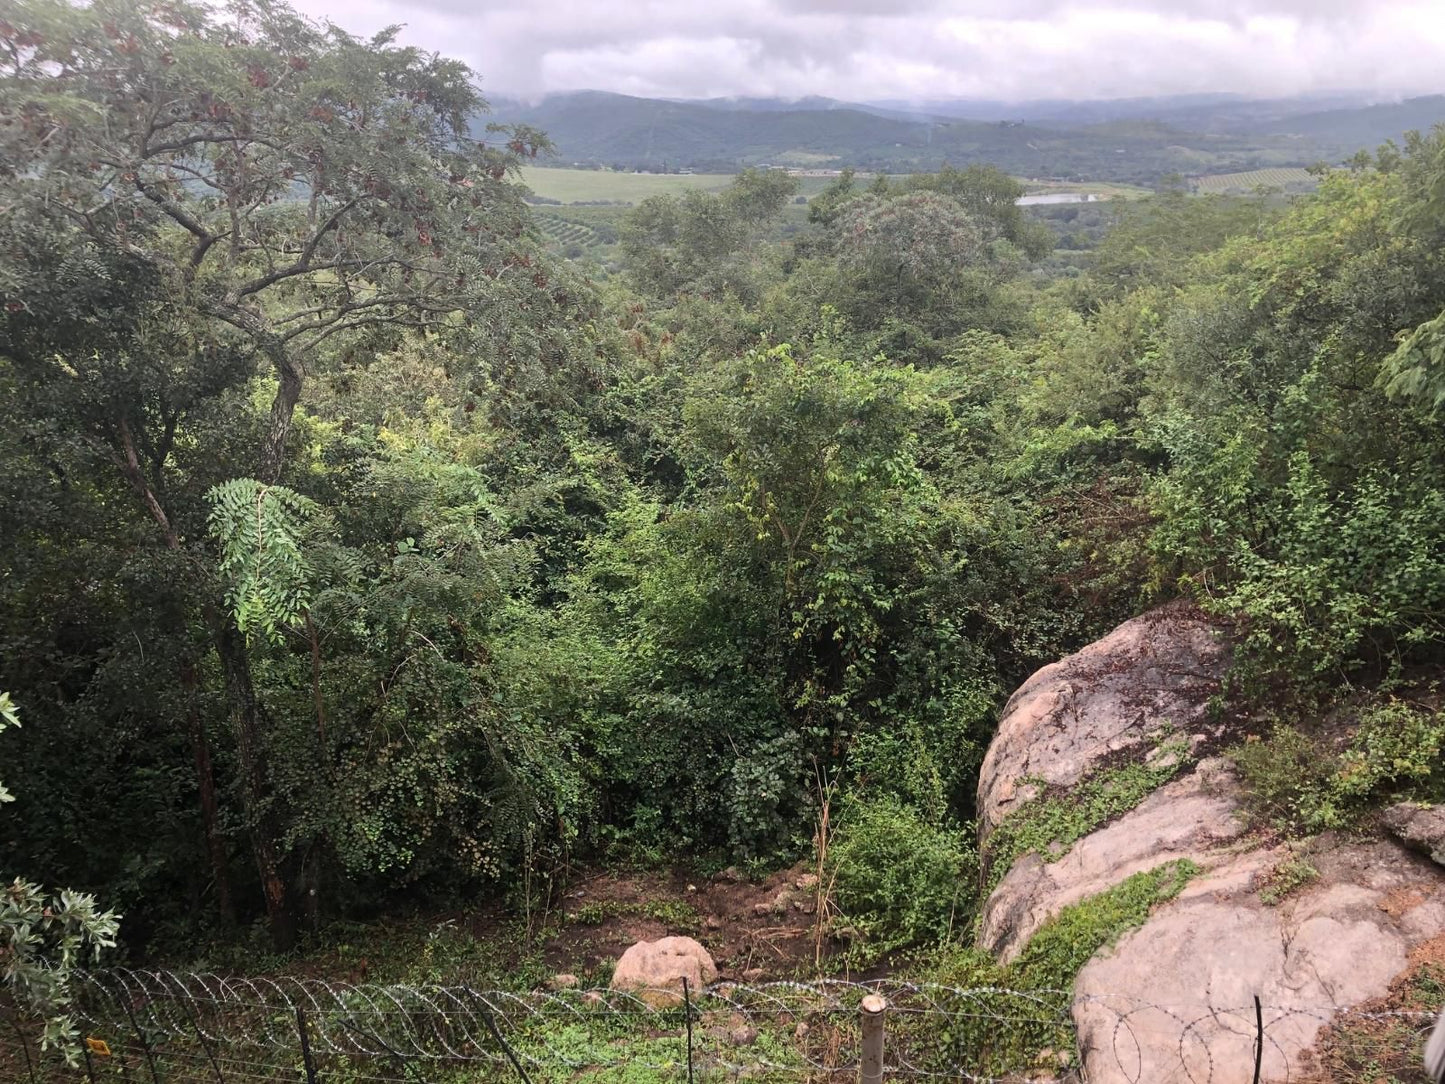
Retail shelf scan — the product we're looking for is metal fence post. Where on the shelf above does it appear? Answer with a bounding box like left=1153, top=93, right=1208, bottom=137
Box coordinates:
left=295, top=1006, right=319, bottom=1084
left=859, top=994, right=887, bottom=1084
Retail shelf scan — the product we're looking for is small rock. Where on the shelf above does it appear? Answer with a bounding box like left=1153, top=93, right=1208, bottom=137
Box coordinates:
left=1145, top=743, right=1183, bottom=770
left=752, top=901, right=773, bottom=917
left=686, top=883, right=698, bottom=893
left=1383, top=803, right=1445, bottom=866
left=741, top=968, right=765, bottom=982
left=547, top=973, right=579, bottom=991
left=730, top=1026, right=759, bottom=1046
left=582, top=991, right=605, bottom=1006
left=794, top=872, right=820, bottom=891
left=794, top=1022, right=810, bottom=1039
left=704, top=915, right=723, bottom=930
left=715, top=866, right=745, bottom=883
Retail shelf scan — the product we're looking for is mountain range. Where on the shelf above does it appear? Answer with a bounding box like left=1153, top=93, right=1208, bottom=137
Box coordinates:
left=483, top=90, right=1445, bottom=183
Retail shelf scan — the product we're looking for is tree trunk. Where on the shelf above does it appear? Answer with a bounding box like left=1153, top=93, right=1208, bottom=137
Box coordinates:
left=113, top=419, right=240, bottom=929
left=260, top=354, right=302, bottom=483
left=215, top=618, right=297, bottom=951
left=184, top=664, right=234, bottom=928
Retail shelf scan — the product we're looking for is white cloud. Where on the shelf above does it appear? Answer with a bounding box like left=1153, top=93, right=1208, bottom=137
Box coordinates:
left=283, top=0, right=1445, bottom=103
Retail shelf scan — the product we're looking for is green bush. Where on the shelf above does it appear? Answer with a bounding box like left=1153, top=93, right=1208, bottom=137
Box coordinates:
left=1231, top=701, right=1445, bottom=831
left=826, top=795, right=975, bottom=953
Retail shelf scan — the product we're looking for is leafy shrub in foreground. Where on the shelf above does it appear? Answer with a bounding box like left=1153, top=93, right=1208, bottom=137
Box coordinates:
left=827, top=795, right=975, bottom=953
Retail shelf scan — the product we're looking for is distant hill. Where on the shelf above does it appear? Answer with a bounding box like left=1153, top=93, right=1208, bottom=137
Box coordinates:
left=1247, top=95, right=1445, bottom=151
left=484, top=91, right=1445, bottom=183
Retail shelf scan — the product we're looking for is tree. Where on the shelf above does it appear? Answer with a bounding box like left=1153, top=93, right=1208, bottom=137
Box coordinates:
left=0, top=0, right=559, bottom=948
left=835, top=190, right=985, bottom=320
left=1, top=0, right=545, bottom=482
left=907, top=164, right=1053, bottom=260
left=808, top=167, right=857, bottom=227
left=620, top=169, right=796, bottom=299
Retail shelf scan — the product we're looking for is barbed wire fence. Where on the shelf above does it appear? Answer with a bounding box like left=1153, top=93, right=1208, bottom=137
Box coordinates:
left=0, top=970, right=1437, bottom=1083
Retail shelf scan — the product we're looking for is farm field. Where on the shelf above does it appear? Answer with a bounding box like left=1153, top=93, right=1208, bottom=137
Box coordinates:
left=522, top=166, right=1157, bottom=208
left=520, top=166, right=737, bottom=203
left=1194, top=167, right=1318, bottom=194
left=1020, top=178, right=1152, bottom=199
left=520, top=166, right=847, bottom=204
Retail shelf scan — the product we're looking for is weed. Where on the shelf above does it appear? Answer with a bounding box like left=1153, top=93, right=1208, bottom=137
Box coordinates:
left=1231, top=700, right=1445, bottom=833
left=1304, top=961, right=1445, bottom=1083
left=566, top=899, right=701, bottom=932
left=983, top=743, right=1188, bottom=895
left=1259, top=853, right=1320, bottom=905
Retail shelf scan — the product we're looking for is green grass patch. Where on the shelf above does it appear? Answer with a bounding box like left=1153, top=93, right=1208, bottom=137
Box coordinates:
left=566, top=899, right=702, bottom=931
left=520, top=166, right=862, bottom=205
left=983, top=744, right=1188, bottom=894
left=924, top=859, right=1201, bottom=1076
left=1010, top=859, right=1199, bottom=991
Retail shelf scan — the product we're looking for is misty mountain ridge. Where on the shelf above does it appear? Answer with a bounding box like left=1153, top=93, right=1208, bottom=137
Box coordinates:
left=485, top=89, right=1445, bottom=183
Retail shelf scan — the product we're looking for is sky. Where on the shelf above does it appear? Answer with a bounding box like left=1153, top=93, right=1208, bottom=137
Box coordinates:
left=284, top=0, right=1445, bottom=104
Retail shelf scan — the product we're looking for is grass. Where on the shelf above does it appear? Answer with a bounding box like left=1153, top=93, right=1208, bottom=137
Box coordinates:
left=566, top=899, right=702, bottom=932
left=520, top=166, right=740, bottom=204
left=1259, top=852, right=1321, bottom=905
left=982, top=741, right=1189, bottom=894
left=1302, top=957, right=1445, bottom=1083
left=1194, top=167, right=1318, bottom=194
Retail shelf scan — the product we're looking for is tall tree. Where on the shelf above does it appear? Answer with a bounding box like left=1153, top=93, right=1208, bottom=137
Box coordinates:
left=0, top=0, right=557, bottom=947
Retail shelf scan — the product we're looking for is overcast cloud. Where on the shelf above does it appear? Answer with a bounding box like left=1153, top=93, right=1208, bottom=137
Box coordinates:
left=284, top=0, right=1445, bottom=103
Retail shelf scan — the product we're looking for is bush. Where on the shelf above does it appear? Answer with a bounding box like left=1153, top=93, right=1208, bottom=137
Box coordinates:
left=826, top=795, right=974, bottom=953
left=1231, top=701, right=1445, bottom=831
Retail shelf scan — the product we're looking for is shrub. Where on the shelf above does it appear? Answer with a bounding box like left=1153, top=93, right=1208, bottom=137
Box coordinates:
left=1231, top=701, right=1445, bottom=832
left=826, top=795, right=974, bottom=953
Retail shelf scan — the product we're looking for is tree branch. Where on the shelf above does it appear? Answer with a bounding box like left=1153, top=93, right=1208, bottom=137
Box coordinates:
left=113, top=416, right=180, bottom=551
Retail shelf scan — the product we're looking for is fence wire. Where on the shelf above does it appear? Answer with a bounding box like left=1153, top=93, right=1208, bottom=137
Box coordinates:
left=0, top=969, right=1436, bottom=1083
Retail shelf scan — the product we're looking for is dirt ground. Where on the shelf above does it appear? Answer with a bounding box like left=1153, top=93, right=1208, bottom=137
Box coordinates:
left=526, top=862, right=835, bottom=980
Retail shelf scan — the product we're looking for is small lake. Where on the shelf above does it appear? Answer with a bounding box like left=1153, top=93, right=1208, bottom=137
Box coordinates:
left=1016, top=193, right=1102, bottom=205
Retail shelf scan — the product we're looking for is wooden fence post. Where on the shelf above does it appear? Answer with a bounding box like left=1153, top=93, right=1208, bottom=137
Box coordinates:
left=859, top=994, right=887, bottom=1084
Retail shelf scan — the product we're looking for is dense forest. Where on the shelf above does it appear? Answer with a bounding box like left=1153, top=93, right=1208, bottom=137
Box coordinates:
left=4, top=0, right=1445, bottom=1059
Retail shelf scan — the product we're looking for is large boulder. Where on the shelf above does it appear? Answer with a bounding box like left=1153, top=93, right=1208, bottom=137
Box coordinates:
left=976, top=604, right=1445, bottom=1084
left=609, top=936, right=718, bottom=1008
left=976, top=602, right=1229, bottom=840
left=979, top=758, right=1247, bottom=963
left=1074, top=839, right=1445, bottom=1084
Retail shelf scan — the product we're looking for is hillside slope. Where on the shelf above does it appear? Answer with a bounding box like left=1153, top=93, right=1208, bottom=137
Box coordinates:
left=484, top=91, right=1445, bottom=181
